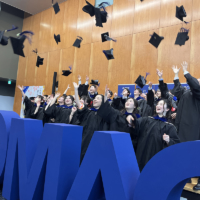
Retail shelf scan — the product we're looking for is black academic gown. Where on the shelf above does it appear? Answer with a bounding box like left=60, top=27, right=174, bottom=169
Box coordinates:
left=24, top=96, right=44, bottom=120
left=98, top=101, right=139, bottom=152
left=137, top=90, right=154, bottom=117
left=134, top=116, right=180, bottom=171
left=111, top=97, right=127, bottom=111
left=172, top=73, right=200, bottom=142
left=75, top=105, right=109, bottom=163
left=44, top=105, right=73, bottom=124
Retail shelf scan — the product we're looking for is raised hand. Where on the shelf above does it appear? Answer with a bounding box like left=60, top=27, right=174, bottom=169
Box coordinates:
left=171, top=113, right=177, bottom=119
left=73, top=82, right=79, bottom=89
left=67, top=84, right=70, bottom=90
left=148, top=81, right=153, bottom=88
left=55, top=92, right=61, bottom=98
left=114, top=92, right=118, bottom=98
left=163, top=133, right=170, bottom=143
left=172, top=65, right=181, bottom=75
left=71, top=107, right=77, bottom=115
left=126, top=115, right=134, bottom=125
left=17, top=85, right=24, bottom=91
left=78, top=75, right=81, bottom=81
left=156, top=69, right=163, bottom=79
left=86, top=75, right=89, bottom=82
left=181, top=61, right=188, bottom=73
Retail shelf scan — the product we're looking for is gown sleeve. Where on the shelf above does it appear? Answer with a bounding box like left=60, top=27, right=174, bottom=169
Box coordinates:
left=185, top=73, right=200, bottom=100
left=159, top=80, right=169, bottom=99
left=164, top=124, right=180, bottom=147
left=76, top=105, right=90, bottom=123
left=24, top=96, right=34, bottom=111
left=78, top=84, right=89, bottom=97
left=111, top=97, right=121, bottom=110
left=171, top=79, right=185, bottom=101
left=43, top=104, right=57, bottom=118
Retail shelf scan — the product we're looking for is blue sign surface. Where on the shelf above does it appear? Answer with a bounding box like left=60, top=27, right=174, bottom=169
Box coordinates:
left=95, top=0, right=113, bottom=7
left=118, top=84, right=135, bottom=97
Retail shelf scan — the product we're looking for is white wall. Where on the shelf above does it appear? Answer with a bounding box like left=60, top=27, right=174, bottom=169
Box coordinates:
left=0, top=95, right=14, bottom=111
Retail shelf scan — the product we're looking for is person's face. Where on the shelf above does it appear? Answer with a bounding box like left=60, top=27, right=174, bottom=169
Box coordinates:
left=125, top=99, right=135, bottom=110
left=134, top=89, right=140, bottom=96
left=107, top=92, right=111, bottom=99
left=58, top=96, right=64, bottom=103
left=65, top=96, right=73, bottom=105
left=90, top=86, right=96, bottom=93
left=123, top=89, right=129, bottom=96
left=34, top=96, right=42, bottom=103
left=156, top=100, right=168, bottom=115
left=156, top=91, right=161, bottom=98
left=93, top=95, right=102, bottom=108
left=43, top=96, right=47, bottom=102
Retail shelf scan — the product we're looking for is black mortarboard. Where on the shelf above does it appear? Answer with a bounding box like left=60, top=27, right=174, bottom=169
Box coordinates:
left=10, top=37, right=25, bottom=57
left=82, top=0, right=95, bottom=17
left=54, top=34, right=60, bottom=44
left=62, top=66, right=72, bottom=76
left=94, top=7, right=108, bottom=27
left=176, top=5, right=187, bottom=22
left=103, top=48, right=114, bottom=60
left=36, top=56, right=44, bottom=67
left=52, top=0, right=60, bottom=14
left=175, top=31, right=189, bottom=46
left=73, top=36, right=83, bottom=48
left=90, top=80, right=99, bottom=86
left=0, top=31, right=9, bottom=46
left=101, top=32, right=109, bottom=42
left=149, top=32, right=164, bottom=48
left=135, top=75, right=146, bottom=89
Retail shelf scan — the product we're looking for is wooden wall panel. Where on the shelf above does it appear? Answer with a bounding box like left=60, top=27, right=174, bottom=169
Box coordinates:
left=190, top=20, right=200, bottom=78
left=76, top=0, right=95, bottom=45
left=111, top=0, right=134, bottom=38
left=40, top=8, right=53, bottom=53
left=62, top=0, right=79, bottom=49
left=107, top=35, right=133, bottom=93
left=17, top=57, right=27, bottom=83
left=133, top=0, right=161, bottom=34
left=72, top=44, right=91, bottom=84
left=45, top=50, right=61, bottom=95
left=157, top=23, right=191, bottom=83
left=131, top=30, right=159, bottom=84
left=59, top=47, right=75, bottom=95
left=92, top=5, right=113, bottom=43
left=160, top=0, right=192, bottom=28
left=192, top=0, right=200, bottom=21
left=26, top=54, right=37, bottom=86
left=89, top=41, right=110, bottom=94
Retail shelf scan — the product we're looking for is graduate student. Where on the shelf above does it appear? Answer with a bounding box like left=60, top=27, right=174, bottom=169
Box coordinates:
left=126, top=99, right=180, bottom=172
left=111, top=88, right=130, bottom=110
left=18, top=85, right=44, bottom=120
left=134, top=88, right=145, bottom=101
left=73, top=82, right=108, bottom=163
left=171, top=61, right=200, bottom=190
left=44, top=93, right=75, bottom=124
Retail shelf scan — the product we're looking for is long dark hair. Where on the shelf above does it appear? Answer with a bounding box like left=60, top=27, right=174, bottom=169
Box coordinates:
left=81, top=95, right=92, bottom=107
left=155, top=99, right=172, bottom=120
left=121, top=98, right=139, bottom=115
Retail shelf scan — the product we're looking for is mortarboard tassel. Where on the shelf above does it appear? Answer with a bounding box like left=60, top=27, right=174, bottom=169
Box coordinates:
left=32, top=48, right=38, bottom=54
left=18, top=31, right=34, bottom=44
left=69, top=65, right=72, bottom=70
left=104, top=35, right=117, bottom=42
left=145, top=72, right=150, bottom=80
left=6, top=25, right=18, bottom=32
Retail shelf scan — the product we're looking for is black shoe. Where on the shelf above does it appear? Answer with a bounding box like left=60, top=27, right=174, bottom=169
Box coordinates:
left=193, top=184, right=200, bottom=191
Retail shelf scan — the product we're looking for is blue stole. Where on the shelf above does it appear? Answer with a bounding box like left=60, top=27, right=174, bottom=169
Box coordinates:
left=153, top=115, right=167, bottom=122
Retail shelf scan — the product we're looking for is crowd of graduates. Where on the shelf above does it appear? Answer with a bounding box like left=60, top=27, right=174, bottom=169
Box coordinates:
left=18, top=61, right=200, bottom=190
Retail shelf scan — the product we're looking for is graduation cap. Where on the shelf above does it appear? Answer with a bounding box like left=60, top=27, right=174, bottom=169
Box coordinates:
left=103, top=48, right=114, bottom=60
left=149, top=32, right=164, bottom=48
left=33, top=49, right=44, bottom=67
left=135, top=73, right=150, bottom=89
left=10, top=37, right=25, bottom=57
left=176, top=5, right=187, bottom=22
left=95, top=5, right=108, bottom=27
left=101, top=32, right=117, bottom=42
left=73, top=36, right=83, bottom=48
left=175, top=27, right=189, bottom=46
left=62, top=65, right=72, bottom=76
left=90, top=80, right=99, bottom=86
left=82, top=0, right=95, bottom=17
left=52, top=0, right=60, bottom=14
left=54, top=34, right=60, bottom=44
left=0, top=25, right=18, bottom=46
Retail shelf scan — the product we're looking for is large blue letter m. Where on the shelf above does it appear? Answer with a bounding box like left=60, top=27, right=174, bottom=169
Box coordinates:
left=3, top=118, right=82, bottom=200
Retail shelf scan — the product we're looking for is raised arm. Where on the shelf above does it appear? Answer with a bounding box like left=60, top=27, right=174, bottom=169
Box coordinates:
left=104, top=85, right=108, bottom=102
left=73, top=82, right=81, bottom=108
left=63, top=84, right=70, bottom=95
left=17, top=85, right=26, bottom=99
left=171, top=65, right=185, bottom=100
left=50, top=92, right=60, bottom=106
left=147, top=82, right=154, bottom=108
left=156, top=69, right=168, bottom=98
left=182, top=61, right=200, bottom=99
